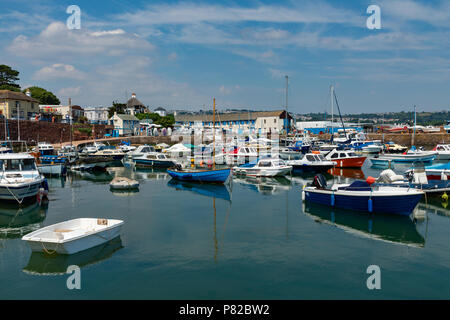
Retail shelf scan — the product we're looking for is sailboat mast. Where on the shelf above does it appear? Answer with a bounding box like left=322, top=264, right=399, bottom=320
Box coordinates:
left=330, top=85, right=334, bottom=134
left=213, top=98, right=216, bottom=170
left=69, top=98, right=72, bottom=146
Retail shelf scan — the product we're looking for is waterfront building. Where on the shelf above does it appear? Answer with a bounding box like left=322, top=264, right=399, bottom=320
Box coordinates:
left=295, top=120, right=363, bottom=134
left=126, top=93, right=148, bottom=115
left=0, top=89, right=40, bottom=120
left=154, top=107, right=167, bottom=117
left=84, top=106, right=109, bottom=124
left=39, top=104, right=84, bottom=123
left=174, top=110, right=293, bottom=134
left=109, top=112, right=140, bottom=136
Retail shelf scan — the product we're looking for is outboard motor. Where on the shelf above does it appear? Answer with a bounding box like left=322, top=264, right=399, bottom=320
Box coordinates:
left=312, top=174, right=327, bottom=189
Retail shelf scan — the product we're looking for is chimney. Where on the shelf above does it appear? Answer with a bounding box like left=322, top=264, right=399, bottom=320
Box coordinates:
left=25, top=89, right=31, bottom=97
left=131, top=93, right=136, bottom=98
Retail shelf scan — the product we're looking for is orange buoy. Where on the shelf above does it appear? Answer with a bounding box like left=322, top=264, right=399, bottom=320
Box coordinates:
left=366, top=176, right=376, bottom=185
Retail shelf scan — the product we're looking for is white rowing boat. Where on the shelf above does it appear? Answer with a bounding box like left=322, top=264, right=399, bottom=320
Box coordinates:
left=22, top=218, right=124, bottom=255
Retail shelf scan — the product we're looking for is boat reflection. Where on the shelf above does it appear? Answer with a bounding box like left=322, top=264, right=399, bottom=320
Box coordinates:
left=23, top=236, right=123, bottom=275
left=0, top=202, right=48, bottom=239
left=328, top=167, right=366, bottom=180
left=167, top=179, right=231, bottom=201
left=303, top=202, right=425, bottom=247
left=133, top=168, right=170, bottom=181
left=233, top=176, right=291, bottom=196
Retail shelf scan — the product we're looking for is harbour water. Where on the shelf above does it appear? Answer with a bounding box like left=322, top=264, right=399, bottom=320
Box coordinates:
left=1, top=161, right=449, bottom=299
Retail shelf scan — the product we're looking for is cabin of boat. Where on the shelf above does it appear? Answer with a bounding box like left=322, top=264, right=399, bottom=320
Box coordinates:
left=324, top=149, right=366, bottom=168
left=134, top=153, right=177, bottom=168
left=287, top=153, right=336, bottom=173
left=0, top=153, right=45, bottom=201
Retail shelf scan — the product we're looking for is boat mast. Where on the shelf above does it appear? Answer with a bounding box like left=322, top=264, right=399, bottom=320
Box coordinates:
left=213, top=98, right=216, bottom=170
left=285, top=75, right=288, bottom=135
left=69, top=98, right=73, bottom=146
left=330, top=85, right=334, bottom=135
left=412, top=105, right=416, bottom=147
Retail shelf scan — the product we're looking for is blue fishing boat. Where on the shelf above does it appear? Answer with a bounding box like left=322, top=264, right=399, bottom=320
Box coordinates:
left=167, top=167, right=231, bottom=183
left=302, top=174, right=424, bottom=216
left=167, top=97, right=231, bottom=184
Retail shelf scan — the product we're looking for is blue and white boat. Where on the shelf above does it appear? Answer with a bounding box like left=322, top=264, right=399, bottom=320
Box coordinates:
left=167, top=167, right=231, bottom=183
left=375, top=146, right=437, bottom=163
left=133, top=153, right=177, bottom=168
left=302, top=174, right=424, bottom=216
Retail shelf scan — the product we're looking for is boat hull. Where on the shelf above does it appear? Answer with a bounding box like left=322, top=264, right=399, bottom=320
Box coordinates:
left=134, top=159, right=176, bottom=168
left=24, top=223, right=123, bottom=255
left=244, top=167, right=291, bottom=177
left=167, top=168, right=231, bottom=183
left=332, top=157, right=366, bottom=168
left=38, top=163, right=67, bottom=176
left=0, top=180, right=43, bottom=201
left=303, top=188, right=423, bottom=215
left=292, top=164, right=335, bottom=173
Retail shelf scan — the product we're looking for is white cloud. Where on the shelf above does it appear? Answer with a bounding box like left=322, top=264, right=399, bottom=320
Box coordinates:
left=33, top=64, right=86, bottom=80
left=8, top=22, right=154, bottom=59
left=114, top=2, right=361, bottom=26
left=58, top=86, right=81, bottom=98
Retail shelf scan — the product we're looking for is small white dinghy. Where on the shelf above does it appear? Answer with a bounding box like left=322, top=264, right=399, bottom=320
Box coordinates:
left=109, top=177, right=139, bottom=190
left=22, top=218, right=124, bottom=255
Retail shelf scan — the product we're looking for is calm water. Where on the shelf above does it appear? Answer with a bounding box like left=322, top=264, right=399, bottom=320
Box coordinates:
left=1, top=161, right=450, bottom=299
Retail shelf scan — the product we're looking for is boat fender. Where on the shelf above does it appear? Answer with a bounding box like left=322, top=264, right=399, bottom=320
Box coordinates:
left=41, top=179, right=49, bottom=192
left=368, top=197, right=373, bottom=213
left=366, top=176, right=376, bottom=185
left=331, top=192, right=335, bottom=206
left=443, top=192, right=448, bottom=202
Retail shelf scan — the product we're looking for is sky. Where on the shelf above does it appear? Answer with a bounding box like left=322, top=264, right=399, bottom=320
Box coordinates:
left=0, top=0, right=449, bottom=114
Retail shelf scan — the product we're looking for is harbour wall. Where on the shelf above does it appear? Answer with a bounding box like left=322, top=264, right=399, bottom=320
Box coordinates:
left=366, top=133, right=450, bottom=149
left=0, top=119, right=110, bottom=144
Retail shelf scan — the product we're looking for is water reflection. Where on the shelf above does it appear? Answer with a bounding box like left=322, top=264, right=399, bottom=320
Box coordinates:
left=233, top=176, right=291, bottom=195
left=303, top=202, right=425, bottom=248
left=0, top=202, right=48, bottom=239
left=167, top=179, right=231, bottom=201
left=328, top=167, right=366, bottom=180
left=23, top=236, right=123, bottom=275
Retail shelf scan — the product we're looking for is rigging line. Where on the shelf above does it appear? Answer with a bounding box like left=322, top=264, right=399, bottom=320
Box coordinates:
left=333, top=90, right=347, bottom=139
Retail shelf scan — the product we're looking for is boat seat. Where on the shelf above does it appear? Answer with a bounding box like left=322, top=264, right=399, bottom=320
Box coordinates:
left=338, top=181, right=372, bottom=191
left=54, top=229, right=73, bottom=233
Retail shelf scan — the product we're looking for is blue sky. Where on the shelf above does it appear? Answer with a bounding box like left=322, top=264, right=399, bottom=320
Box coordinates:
left=0, top=0, right=449, bottom=114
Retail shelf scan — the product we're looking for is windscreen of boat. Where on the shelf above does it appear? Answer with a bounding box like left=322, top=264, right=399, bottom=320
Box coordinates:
left=3, top=158, right=36, bottom=171
left=259, top=161, right=272, bottom=167
left=317, top=154, right=326, bottom=161
left=348, top=152, right=357, bottom=157
left=306, top=155, right=316, bottom=162
left=157, top=155, right=166, bottom=160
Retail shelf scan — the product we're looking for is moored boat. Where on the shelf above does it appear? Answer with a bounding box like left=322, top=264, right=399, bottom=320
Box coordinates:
left=324, top=149, right=366, bottom=168
left=0, top=153, right=46, bottom=202
left=22, top=218, right=124, bottom=255
left=302, top=174, right=424, bottom=215
left=286, top=153, right=336, bottom=173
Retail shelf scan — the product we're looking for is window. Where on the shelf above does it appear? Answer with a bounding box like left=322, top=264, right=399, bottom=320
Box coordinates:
left=264, top=119, right=266, bottom=124
left=339, top=153, right=347, bottom=158
left=22, top=159, right=36, bottom=170
left=274, top=119, right=276, bottom=123
left=259, top=161, right=272, bottom=167
left=331, top=153, right=338, bottom=159
left=306, top=155, right=316, bottom=162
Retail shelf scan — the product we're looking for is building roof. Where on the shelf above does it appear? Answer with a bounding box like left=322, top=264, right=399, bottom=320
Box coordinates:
left=175, top=110, right=292, bottom=122
left=127, top=96, right=145, bottom=108
left=0, top=90, right=39, bottom=103
left=113, top=113, right=139, bottom=121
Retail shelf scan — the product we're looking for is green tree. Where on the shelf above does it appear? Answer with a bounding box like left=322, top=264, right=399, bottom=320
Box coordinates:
left=108, top=102, right=127, bottom=118
left=23, top=86, right=60, bottom=104
left=0, top=65, right=20, bottom=90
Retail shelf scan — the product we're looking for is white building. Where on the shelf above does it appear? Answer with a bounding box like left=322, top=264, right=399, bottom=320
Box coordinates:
left=109, top=113, right=140, bottom=136
left=175, top=110, right=293, bottom=134
left=154, top=107, right=167, bottom=117
left=84, top=106, right=109, bottom=124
